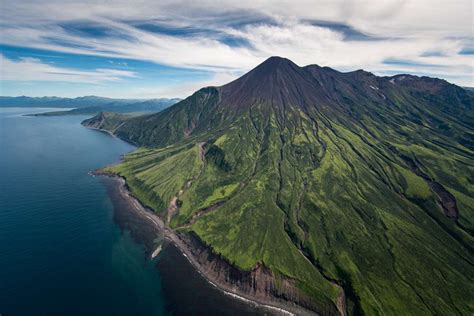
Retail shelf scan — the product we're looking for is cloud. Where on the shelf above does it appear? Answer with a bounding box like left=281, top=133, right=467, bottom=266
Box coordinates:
left=0, top=54, right=136, bottom=83
left=0, top=0, right=473, bottom=92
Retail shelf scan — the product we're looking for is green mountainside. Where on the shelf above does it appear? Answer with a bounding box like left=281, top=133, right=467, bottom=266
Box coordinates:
left=81, top=112, right=138, bottom=133
left=84, top=57, right=474, bottom=315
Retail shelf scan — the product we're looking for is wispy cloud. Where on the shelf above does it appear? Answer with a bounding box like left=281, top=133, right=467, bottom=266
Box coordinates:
left=0, top=54, right=136, bottom=83
left=0, top=0, right=473, bottom=97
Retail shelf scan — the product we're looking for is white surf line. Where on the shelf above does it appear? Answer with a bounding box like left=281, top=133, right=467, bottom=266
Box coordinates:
left=177, top=251, right=295, bottom=316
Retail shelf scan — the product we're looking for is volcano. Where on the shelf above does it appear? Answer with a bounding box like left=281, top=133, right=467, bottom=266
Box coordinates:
left=83, top=57, right=474, bottom=315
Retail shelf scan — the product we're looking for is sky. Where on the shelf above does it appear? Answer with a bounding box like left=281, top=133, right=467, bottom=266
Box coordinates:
left=0, top=0, right=472, bottom=98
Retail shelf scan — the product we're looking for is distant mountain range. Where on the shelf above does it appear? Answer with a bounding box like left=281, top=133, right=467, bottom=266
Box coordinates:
left=84, top=57, right=473, bottom=315
left=0, top=96, right=181, bottom=115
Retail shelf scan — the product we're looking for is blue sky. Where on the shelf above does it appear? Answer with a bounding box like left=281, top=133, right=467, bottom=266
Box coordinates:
left=0, top=44, right=220, bottom=98
left=0, top=0, right=472, bottom=98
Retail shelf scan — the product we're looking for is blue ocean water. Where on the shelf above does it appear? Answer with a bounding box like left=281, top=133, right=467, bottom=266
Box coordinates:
left=0, top=108, right=265, bottom=316
left=0, top=108, right=167, bottom=315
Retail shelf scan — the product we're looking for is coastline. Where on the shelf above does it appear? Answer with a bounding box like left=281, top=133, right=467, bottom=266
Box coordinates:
left=99, top=172, right=318, bottom=316
left=84, top=126, right=118, bottom=138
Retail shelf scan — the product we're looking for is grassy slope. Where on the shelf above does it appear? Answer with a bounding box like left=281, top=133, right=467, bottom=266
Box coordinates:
left=97, top=69, right=474, bottom=315
left=81, top=112, right=139, bottom=134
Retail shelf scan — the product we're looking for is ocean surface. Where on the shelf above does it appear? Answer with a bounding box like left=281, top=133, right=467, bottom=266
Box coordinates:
left=0, top=108, right=265, bottom=316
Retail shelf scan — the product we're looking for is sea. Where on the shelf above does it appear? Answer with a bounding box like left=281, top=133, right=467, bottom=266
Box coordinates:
left=0, top=107, right=267, bottom=316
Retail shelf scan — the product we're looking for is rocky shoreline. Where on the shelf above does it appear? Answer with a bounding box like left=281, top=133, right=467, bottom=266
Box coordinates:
left=97, top=171, right=326, bottom=316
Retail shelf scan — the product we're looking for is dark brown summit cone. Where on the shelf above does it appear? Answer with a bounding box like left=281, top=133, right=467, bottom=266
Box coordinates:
left=219, top=56, right=324, bottom=110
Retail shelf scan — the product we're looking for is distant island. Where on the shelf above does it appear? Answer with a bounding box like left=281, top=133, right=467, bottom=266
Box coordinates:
left=0, top=96, right=181, bottom=115
left=83, top=57, right=474, bottom=315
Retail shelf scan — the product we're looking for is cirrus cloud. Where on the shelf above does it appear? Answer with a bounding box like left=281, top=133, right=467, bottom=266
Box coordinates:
left=0, top=54, right=136, bottom=84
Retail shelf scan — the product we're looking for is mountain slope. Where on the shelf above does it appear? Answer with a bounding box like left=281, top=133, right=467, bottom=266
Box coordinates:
left=84, top=57, right=474, bottom=315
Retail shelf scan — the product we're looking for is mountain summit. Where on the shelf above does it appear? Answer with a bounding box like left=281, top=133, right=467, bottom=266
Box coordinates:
left=84, top=57, right=474, bottom=315
left=219, top=56, right=323, bottom=110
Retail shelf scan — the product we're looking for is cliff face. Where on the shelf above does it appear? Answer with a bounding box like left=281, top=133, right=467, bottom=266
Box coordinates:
left=81, top=112, right=132, bottom=134
left=176, top=232, right=339, bottom=315
left=82, top=112, right=107, bottom=129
